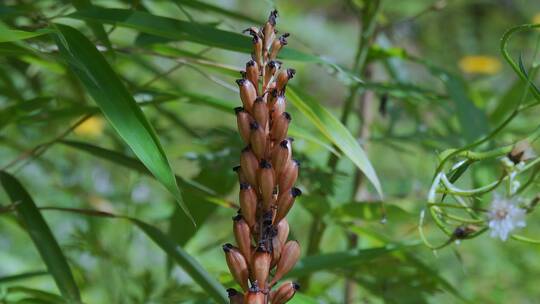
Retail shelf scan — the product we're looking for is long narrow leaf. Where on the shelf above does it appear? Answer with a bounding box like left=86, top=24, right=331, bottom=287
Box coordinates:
left=53, top=24, right=194, bottom=224
left=287, top=87, right=383, bottom=197
left=0, top=171, right=81, bottom=303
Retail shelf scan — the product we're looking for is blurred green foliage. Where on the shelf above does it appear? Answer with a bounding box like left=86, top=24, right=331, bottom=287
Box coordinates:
left=1, top=0, right=540, bottom=303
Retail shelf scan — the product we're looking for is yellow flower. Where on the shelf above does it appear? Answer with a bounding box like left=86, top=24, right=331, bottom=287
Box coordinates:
left=74, top=116, right=105, bottom=137
left=458, top=55, right=501, bottom=75
left=533, top=13, right=540, bottom=25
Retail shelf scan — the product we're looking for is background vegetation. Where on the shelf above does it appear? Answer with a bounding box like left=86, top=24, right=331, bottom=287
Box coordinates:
left=1, top=0, right=540, bottom=303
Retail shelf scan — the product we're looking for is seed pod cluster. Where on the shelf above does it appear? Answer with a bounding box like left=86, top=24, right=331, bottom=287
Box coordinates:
left=224, top=10, right=301, bottom=304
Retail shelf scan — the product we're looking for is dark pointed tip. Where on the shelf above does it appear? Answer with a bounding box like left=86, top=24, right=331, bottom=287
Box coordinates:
left=280, top=139, right=289, bottom=148
left=256, top=244, right=270, bottom=253
left=293, top=159, right=300, bottom=167
left=249, top=121, right=260, bottom=130
left=233, top=214, right=243, bottom=222
left=241, top=146, right=251, bottom=153
left=252, top=35, right=260, bottom=44
left=283, top=112, right=292, bottom=121
left=236, top=79, right=246, bottom=86
left=270, top=88, right=278, bottom=97
left=246, top=59, right=256, bottom=67
left=260, top=159, right=272, bottom=169
left=255, top=96, right=264, bottom=103
left=287, top=68, right=296, bottom=79
left=291, top=187, right=302, bottom=197
left=226, top=288, right=239, bottom=297
left=234, top=107, right=245, bottom=114
left=268, top=60, right=277, bottom=69
left=268, top=9, right=279, bottom=25
left=287, top=137, right=295, bottom=142
left=292, top=282, right=300, bottom=290
left=249, top=281, right=260, bottom=292
left=233, top=165, right=241, bottom=172
left=240, top=182, right=251, bottom=190
left=222, top=243, right=233, bottom=252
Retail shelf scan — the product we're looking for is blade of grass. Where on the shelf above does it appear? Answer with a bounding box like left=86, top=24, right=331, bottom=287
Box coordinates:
left=0, top=171, right=81, bottom=303
left=53, top=23, right=194, bottom=224
left=0, top=270, right=49, bottom=284
left=287, top=87, right=383, bottom=198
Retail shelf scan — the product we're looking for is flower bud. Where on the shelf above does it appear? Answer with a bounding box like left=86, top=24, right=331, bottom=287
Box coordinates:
left=233, top=215, right=252, bottom=266
left=267, top=88, right=279, bottom=107
left=270, top=281, right=300, bottom=304
left=227, top=288, right=244, bottom=304
left=270, top=33, right=289, bottom=60
left=239, top=183, right=257, bottom=227
left=258, top=160, right=275, bottom=211
left=276, top=219, right=289, bottom=245
left=252, top=97, right=268, bottom=130
left=252, top=245, right=271, bottom=290
left=272, top=139, right=292, bottom=178
left=271, top=112, right=291, bottom=143
left=275, top=187, right=301, bottom=224
left=278, top=159, right=299, bottom=192
left=223, top=243, right=249, bottom=291
left=244, top=284, right=265, bottom=304
left=508, top=140, right=535, bottom=164
left=276, top=68, right=295, bottom=93
left=235, top=107, right=252, bottom=144
left=250, top=122, right=267, bottom=159
left=270, top=240, right=300, bottom=286
left=263, top=10, right=278, bottom=51
left=271, top=231, right=282, bottom=267
left=233, top=165, right=247, bottom=184
left=240, top=147, right=259, bottom=187
left=236, top=79, right=257, bottom=113
left=245, top=60, right=259, bottom=94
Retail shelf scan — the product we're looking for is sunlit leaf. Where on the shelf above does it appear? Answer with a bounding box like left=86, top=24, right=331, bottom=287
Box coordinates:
left=0, top=171, right=81, bottom=303
left=53, top=24, right=194, bottom=224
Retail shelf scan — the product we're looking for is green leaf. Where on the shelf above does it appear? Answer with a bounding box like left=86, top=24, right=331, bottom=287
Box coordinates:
left=0, top=270, right=48, bottom=284
left=68, top=8, right=251, bottom=53
left=287, top=243, right=416, bottom=277
left=8, top=287, right=65, bottom=303
left=130, top=219, right=228, bottom=303
left=0, top=23, right=51, bottom=42
left=53, top=24, right=194, bottom=224
left=287, top=87, right=383, bottom=198
left=27, top=206, right=228, bottom=304
left=0, top=171, right=81, bottom=303
left=176, top=0, right=261, bottom=24
left=70, top=0, right=113, bottom=54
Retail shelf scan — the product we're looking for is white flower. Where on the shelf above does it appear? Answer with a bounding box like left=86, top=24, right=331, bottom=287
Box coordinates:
left=488, top=195, right=526, bottom=241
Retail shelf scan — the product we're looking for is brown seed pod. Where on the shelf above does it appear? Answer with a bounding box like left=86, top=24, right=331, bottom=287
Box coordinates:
left=223, top=243, right=249, bottom=291
left=270, top=33, right=289, bottom=60
left=244, top=284, right=265, bottom=304
left=252, top=245, right=271, bottom=290
left=270, top=281, right=300, bottom=304
left=252, top=97, right=269, bottom=130
left=267, top=88, right=279, bottom=107
left=252, top=35, right=263, bottom=68
left=271, top=230, right=282, bottom=267
left=276, top=219, right=290, bottom=244
left=227, top=288, right=244, bottom=304
left=270, top=94, right=287, bottom=122
left=236, top=79, right=257, bottom=113
left=275, top=187, right=302, bottom=224
left=270, top=240, right=300, bottom=286
left=264, top=60, right=281, bottom=89
left=233, top=165, right=247, bottom=184
left=263, top=10, right=278, bottom=51
left=233, top=215, right=252, bottom=266
left=278, top=159, right=299, bottom=192
left=245, top=60, right=259, bottom=93
left=276, top=68, right=296, bottom=93
left=271, top=112, right=291, bottom=142
left=258, top=160, right=275, bottom=211
left=272, top=139, right=292, bottom=178
left=240, top=147, right=259, bottom=186
left=239, top=183, right=257, bottom=227
left=250, top=122, right=267, bottom=159
left=235, top=107, right=252, bottom=144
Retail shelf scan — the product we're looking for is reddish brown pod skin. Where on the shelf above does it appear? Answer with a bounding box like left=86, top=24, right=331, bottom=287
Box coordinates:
left=227, top=288, right=245, bottom=304
left=226, top=10, right=301, bottom=301
left=223, top=243, right=250, bottom=291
